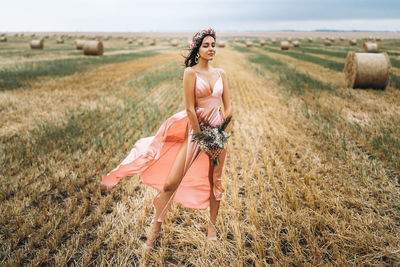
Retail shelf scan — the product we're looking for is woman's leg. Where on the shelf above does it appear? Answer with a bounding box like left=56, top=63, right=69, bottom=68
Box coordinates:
left=207, top=157, right=221, bottom=239
left=150, top=124, right=190, bottom=233
left=208, top=160, right=220, bottom=226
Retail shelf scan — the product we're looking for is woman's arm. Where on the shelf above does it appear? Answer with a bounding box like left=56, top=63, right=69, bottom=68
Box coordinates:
left=183, top=67, right=201, bottom=136
left=219, top=69, right=233, bottom=133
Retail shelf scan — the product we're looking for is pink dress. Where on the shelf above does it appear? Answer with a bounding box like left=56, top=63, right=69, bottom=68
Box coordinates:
left=101, top=68, right=227, bottom=223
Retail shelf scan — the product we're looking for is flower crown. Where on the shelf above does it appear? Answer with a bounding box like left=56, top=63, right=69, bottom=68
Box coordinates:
left=189, top=27, right=216, bottom=50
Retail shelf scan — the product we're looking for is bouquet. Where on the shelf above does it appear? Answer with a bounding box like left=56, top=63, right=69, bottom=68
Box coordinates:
left=191, top=115, right=232, bottom=166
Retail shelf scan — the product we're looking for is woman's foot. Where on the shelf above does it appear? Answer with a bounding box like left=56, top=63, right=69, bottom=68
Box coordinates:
left=207, top=219, right=217, bottom=241
left=144, top=222, right=162, bottom=248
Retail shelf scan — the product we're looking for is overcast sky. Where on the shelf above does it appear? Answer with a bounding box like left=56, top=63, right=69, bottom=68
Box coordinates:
left=1, top=0, right=400, bottom=32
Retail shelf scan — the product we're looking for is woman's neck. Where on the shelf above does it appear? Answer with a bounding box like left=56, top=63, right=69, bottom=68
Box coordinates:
left=196, top=58, right=212, bottom=72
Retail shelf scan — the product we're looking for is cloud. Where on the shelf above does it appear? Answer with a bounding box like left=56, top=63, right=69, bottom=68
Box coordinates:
left=0, top=0, right=399, bottom=31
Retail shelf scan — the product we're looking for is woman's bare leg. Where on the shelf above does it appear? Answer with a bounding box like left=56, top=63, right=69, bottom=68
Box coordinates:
left=208, top=158, right=220, bottom=238
left=150, top=125, right=190, bottom=233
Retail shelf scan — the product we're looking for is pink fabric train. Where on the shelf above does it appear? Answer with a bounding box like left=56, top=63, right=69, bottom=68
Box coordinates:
left=102, top=69, right=227, bottom=223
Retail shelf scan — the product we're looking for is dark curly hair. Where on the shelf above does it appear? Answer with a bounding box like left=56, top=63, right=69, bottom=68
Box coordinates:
left=183, top=30, right=216, bottom=67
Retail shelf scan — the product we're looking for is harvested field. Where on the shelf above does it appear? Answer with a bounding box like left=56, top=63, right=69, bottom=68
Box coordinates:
left=1, top=34, right=400, bottom=266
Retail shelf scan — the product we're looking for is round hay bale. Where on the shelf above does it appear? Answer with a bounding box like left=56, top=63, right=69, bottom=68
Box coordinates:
left=323, top=40, right=331, bottom=46
left=245, top=40, right=253, bottom=47
left=280, top=41, right=290, bottom=50
left=0, top=36, right=7, bottom=42
left=218, top=40, right=226, bottom=47
left=149, top=39, right=156, bottom=46
left=344, top=52, right=391, bottom=89
left=349, top=39, right=357, bottom=46
left=127, top=39, right=133, bottom=44
left=340, top=36, right=345, bottom=41
left=171, top=39, right=178, bottom=47
left=271, top=38, right=277, bottom=44
left=30, top=39, right=44, bottom=49
left=259, top=39, right=266, bottom=46
left=75, top=39, right=86, bottom=50
left=293, top=40, right=300, bottom=47
left=83, top=40, right=104, bottom=56
left=287, top=37, right=292, bottom=43
left=329, top=37, right=335, bottom=42
left=56, top=38, right=64, bottom=44
left=138, top=39, right=144, bottom=45
left=307, top=37, right=313, bottom=42
left=375, top=37, right=381, bottom=41
left=363, top=42, right=379, bottom=53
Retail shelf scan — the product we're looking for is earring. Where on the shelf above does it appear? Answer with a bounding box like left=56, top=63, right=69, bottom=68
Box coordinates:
left=195, top=53, right=199, bottom=63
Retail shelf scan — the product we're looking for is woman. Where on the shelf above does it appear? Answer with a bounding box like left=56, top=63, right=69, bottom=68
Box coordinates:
left=101, top=27, right=232, bottom=249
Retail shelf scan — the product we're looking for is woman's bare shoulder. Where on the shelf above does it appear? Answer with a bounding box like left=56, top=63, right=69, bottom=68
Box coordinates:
left=184, top=66, right=196, bottom=74
left=215, top=67, right=226, bottom=77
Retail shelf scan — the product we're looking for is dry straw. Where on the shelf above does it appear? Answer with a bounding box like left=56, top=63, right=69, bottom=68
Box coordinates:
left=280, top=41, right=290, bottom=50
left=83, top=40, right=104, bottom=56
left=344, top=52, right=391, bottom=90
left=323, top=40, right=331, bottom=46
left=349, top=39, right=357, bottom=46
left=75, top=39, right=86, bottom=50
left=30, top=39, right=44, bottom=49
left=363, top=42, right=379, bottom=53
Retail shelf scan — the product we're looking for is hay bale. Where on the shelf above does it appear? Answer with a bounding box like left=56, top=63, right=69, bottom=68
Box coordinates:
left=280, top=41, right=290, bottom=50
left=149, top=39, right=156, bottom=46
left=259, top=39, right=266, bottom=46
left=329, top=37, right=335, bottom=42
left=171, top=39, right=178, bottom=47
left=307, top=37, right=313, bottom=42
left=75, top=39, right=86, bottom=50
left=138, top=39, right=144, bottom=45
left=127, top=39, right=133, bottom=44
left=30, top=39, right=44, bottom=49
left=83, top=40, right=103, bottom=56
left=218, top=40, right=226, bottom=47
left=363, top=42, right=379, bottom=53
left=56, top=38, right=64, bottom=44
left=339, top=36, right=345, bottom=41
left=245, top=40, right=253, bottom=47
left=271, top=38, right=276, bottom=44
left=375, top=37, right=381, bottom=41
left=293, top=40, right=300, bottom=47
left=344, top=52, right=391, bottom=89
left=323, top=40, right=331, bottom=46
left=287, top=37, right=292, bottom=43
left=0, top=36, right=7, bottom=42
left=349, top=39, right=357, bottom=46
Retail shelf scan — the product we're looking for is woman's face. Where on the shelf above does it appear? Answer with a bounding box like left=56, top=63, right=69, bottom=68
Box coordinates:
left=198, top=35, right=216, bottom=61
